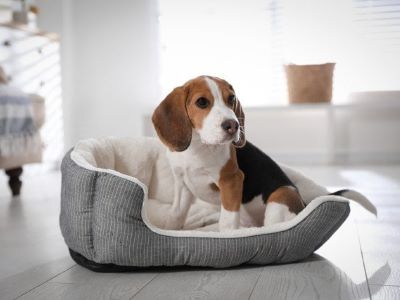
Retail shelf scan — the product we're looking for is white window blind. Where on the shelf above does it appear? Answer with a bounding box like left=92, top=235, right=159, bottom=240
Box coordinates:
left=350, top=0, right=400, bottom=95
left=159, top=0, right=400, bottom=106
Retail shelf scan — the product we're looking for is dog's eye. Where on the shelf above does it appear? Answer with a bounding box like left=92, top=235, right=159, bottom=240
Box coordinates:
left=227, top=95, right=236, bottom=106
left=196, top=97, right=209, bottom=109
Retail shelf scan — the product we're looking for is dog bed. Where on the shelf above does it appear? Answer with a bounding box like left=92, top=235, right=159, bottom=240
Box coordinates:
left=60, top=137, right=375, bottom=271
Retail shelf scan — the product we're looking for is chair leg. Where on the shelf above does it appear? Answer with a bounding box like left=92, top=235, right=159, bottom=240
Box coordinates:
left=5, top=167, right=23, bottom=196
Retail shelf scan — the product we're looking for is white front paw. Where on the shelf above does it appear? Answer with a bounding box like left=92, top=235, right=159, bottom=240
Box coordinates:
left=219, top=207, right=240, bottom=231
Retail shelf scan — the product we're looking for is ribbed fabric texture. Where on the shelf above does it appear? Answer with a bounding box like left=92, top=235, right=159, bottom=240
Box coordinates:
left=60, top=151, right=350, bottom=268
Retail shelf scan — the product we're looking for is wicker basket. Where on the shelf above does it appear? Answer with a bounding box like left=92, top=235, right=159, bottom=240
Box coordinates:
left=284, top=63, right=335, bottom=104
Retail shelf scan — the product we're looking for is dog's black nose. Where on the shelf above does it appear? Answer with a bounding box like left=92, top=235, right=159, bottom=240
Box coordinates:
left=221, top=119, right=239, bottom=135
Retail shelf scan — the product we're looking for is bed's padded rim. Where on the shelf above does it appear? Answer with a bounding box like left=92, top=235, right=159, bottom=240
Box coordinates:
left=60, top=150, right=350, bottom=268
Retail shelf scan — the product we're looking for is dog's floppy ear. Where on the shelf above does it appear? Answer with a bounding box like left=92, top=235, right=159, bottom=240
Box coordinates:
left=152, top=87, right=192, bottom=152
left=232, top=98, right=246, bottom=148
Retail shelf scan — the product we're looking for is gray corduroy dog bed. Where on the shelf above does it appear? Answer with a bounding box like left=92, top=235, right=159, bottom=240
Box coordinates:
left=60, top=137, right=375, bottom=271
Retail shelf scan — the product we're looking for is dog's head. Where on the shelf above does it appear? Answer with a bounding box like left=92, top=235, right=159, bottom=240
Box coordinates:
left=152, top=75, right=245, bottom=151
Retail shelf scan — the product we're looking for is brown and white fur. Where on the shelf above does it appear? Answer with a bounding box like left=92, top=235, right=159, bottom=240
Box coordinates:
left=152, top=75, right=304, bottom=231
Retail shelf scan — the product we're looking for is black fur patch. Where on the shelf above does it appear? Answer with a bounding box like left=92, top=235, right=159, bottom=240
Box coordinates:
left=236, top=141, right=296, bottom=204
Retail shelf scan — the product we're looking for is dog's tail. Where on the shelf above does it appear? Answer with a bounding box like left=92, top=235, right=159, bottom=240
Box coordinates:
left=330, top=189, right=377, bottom=216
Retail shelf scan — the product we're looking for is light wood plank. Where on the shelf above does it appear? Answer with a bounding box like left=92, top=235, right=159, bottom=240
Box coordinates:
left=0, top=256, right=75, bottom=300
left=356, top=204, right=400, bottom=286
left=358, top=192, right=400, bottom=208
left=316, top=216, right=369, bottom=285
left=49, top=264, right=159, bottom=285
left=250, top=214, right=370, bottom=300
left=20, top=266, right=158, bottom=300
left=249, top=257, right=370, bottom=300
left=362, top=249, right=400, bottom=287
left=132, top=266, right=263, bottom=300
left=370, top=285, right=400, bottom=300
left=16, top=283, right=71, bottom=300
left=18, top=265, right=159, bottom=300
left=0, top=171, right=68, bottom=282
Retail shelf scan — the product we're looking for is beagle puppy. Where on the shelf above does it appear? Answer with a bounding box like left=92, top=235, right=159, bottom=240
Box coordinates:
left=152, top=75, right=305, bottom=231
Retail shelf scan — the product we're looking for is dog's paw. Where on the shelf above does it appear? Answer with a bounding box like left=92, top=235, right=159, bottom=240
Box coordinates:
left=218, top=208, right=240, bottom=231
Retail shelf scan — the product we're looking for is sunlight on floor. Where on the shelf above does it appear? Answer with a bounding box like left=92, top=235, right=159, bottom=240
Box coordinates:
left=339, top=169, right=400, bottom=191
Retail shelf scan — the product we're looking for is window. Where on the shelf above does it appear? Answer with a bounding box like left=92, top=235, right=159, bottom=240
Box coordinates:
left=159, top=0, right=400, bottom=106
left=349, top=0, right=400, bottom=95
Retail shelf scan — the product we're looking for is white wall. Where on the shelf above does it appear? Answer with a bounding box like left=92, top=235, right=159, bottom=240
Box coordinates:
left=244, top=101, right=400, bottom=165
left=37, top=0, right=161, bottom=149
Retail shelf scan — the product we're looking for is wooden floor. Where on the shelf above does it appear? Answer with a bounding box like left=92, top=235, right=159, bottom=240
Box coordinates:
left=0, top=165, right=399, bottom=300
